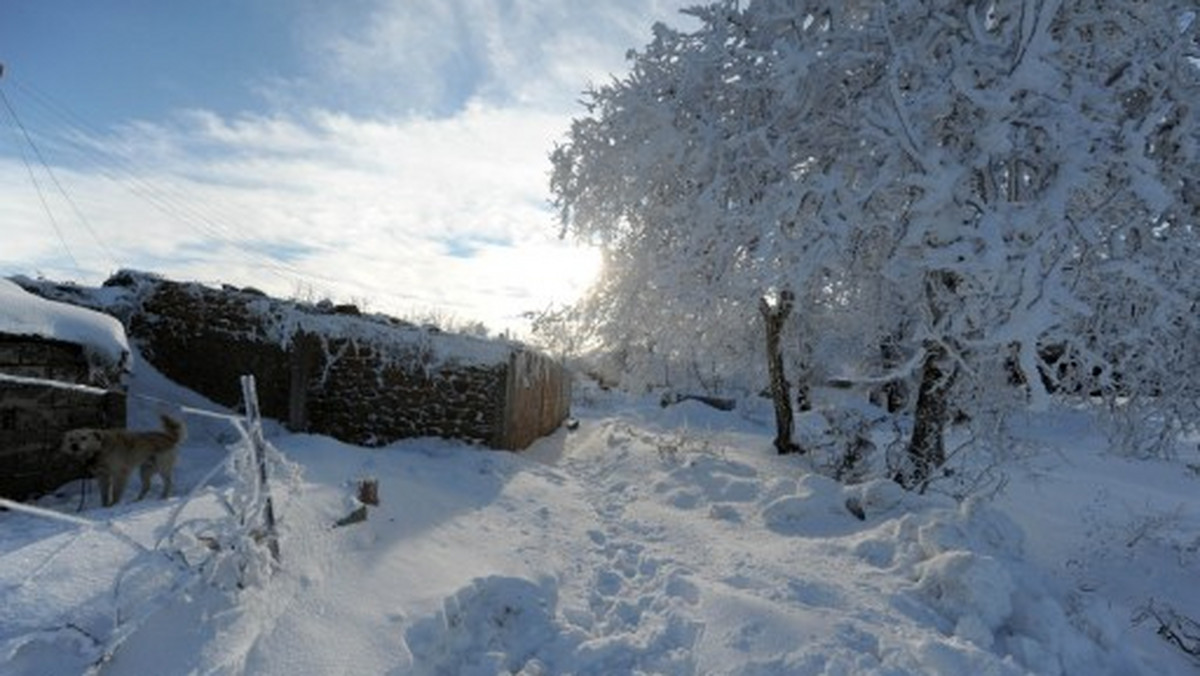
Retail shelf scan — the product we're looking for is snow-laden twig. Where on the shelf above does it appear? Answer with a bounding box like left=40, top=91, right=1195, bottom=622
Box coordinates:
left=85, top=567, right=206, bottom=676
left=1135, top=600, right=1200, bottom=663
left=152, top=450, right=240, bottom=551
left=824, top=345, right=927, bottom=387
left=1, top=623, right=102, bottom=666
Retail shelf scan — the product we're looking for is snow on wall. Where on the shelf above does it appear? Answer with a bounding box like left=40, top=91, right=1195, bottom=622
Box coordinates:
left=8, top=271, right=569, bottom=450
left=116, top=272, right=512, bottom=370
left=0, top=279, right=129, bottom=369
left=0, top=279, right=131, bottom=499
left=0, top=369, right=125, bottom=500
left=97, top=271, right=568, bottom=450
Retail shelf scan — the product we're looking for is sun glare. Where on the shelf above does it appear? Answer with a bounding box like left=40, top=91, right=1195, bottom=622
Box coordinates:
left=529, top=240, right=603, bottom=306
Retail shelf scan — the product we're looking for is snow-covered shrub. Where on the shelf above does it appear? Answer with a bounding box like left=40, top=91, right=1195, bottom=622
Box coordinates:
left=174, top=528, right=273, bottom=592
left=172, top=433, right=299, bottom=592
left=653, top=428, right=723, bottom=466
left=799, top=407, right=883, bottom=484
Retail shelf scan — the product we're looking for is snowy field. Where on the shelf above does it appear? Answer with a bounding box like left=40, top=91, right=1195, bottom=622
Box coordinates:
left=2, top=358, right=1199, bottom=675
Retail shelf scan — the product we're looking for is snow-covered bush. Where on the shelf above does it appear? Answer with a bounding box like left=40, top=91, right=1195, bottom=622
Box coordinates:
left=798, top=407, right=881, bottom=484
left=174, top=432, right=297, bottom=592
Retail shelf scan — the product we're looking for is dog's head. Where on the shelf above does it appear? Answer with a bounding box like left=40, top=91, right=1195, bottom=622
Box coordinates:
left=61, top=428, right=104, bottom=458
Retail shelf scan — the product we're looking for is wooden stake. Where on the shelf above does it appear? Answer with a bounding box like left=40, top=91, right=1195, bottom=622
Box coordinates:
left=357, top=478, right=379, bottom=506
left=240, top=375, right=280, bottom=563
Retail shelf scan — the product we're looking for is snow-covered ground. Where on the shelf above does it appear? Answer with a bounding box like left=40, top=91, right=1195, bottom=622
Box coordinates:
left=2, top=357, right=1199, bottom=674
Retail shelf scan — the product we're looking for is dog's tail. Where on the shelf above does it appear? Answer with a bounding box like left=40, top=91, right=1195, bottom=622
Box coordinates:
left=161, top=414, right=187, bottom=445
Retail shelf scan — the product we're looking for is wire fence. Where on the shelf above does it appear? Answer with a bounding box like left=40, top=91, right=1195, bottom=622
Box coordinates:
left=0, top=374, right=283, bottom=673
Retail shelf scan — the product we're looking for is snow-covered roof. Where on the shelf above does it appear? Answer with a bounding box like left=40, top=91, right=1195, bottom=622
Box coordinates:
left=0, top=278, right=129, bottom=366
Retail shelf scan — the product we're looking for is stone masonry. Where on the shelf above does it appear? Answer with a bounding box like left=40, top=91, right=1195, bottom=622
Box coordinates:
left=0, top=335, right=127, bottom=500
left=116, top=273, right=568, bottom=450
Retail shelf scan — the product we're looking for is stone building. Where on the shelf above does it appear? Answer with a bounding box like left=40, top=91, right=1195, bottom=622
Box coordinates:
left=0, top=280, right=129, bottom=500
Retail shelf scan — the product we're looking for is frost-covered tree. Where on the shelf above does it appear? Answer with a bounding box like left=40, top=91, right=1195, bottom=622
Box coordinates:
left=548, top=3, right=835, bottom=396
left=1046, top=2, right=1200, bottom=456
left=549, top=0, right=1200, bottom=484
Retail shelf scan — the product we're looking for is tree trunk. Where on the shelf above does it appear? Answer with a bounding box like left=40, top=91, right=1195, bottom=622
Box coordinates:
left=760, top=291, right=802, bottom=454
left=870, top=334, right=909, bottom=413
left=899, top=341, right=956, bottom=490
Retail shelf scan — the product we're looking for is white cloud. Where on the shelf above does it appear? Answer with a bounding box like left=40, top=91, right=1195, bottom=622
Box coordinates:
left=289, top=0, right=698, bottom=115
left=0, top=103, right=599, bottom=334
left=0, top=1, right=694, bottom=336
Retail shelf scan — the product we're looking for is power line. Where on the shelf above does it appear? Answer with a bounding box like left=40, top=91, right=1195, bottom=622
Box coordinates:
left=1, top=71, right=440, bottom=315
left=5, top=74, right=351, bottom=297
left=8, top=76, right=252, bottom=263
left=0, top=83, right=119, bottom=267
left=0, top=82, right=82, bottom=270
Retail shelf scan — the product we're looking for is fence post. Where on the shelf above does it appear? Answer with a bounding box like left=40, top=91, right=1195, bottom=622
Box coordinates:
left=240, top=374, right=281, bottom=563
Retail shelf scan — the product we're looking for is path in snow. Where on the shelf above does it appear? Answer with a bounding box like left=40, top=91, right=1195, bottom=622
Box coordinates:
left=550, top=417, right=909, bottom=673
left=5, top=396, right=1166, bottom=675
left=518, top=406, right=1145, bottom=675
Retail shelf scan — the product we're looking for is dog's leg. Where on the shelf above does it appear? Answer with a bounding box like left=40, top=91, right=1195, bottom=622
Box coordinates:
left=77, top=477, right=88, bottom=512
left=136, top=461, right=155, bottom=501
left=110, top=470, right=131, bottom=506
left=97, top=472, right=113, bottom=507
left=160, top=464, right=173, bottom=499
left=159, top=452, right=176, bottom=499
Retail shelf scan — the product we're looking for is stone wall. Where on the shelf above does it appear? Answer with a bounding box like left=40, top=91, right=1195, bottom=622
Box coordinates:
left=0, top=336, right=126, bottom=500
left=129, top=281, right=295, bottom=422
left=301, top=335, right=507, bottom=446
left=122, top=275, right=567, bottom=450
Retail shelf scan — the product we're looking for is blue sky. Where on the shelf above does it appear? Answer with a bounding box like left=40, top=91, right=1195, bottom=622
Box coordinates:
left=0, top=0, right=696, bottom=333
left=0, top=1, right=323, bottom=130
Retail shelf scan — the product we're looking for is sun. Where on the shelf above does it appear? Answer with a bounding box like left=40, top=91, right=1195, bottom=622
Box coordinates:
left=542, top=241, right=602, bottom=303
